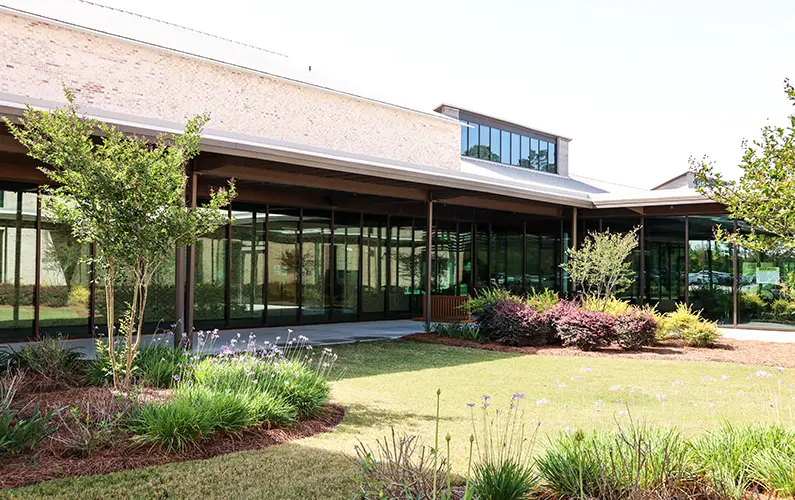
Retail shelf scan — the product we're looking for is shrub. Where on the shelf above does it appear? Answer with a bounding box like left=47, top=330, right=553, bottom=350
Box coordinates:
left=614, top=309, right=658, bottom=350
left=770, top=298, right=795, bottom=322
left=749, top=448, right=795, bottom=498
left=477, top=300, right=547, bottom=346
left=536, top=425, right=695, bottom=499
left=470, top=394, right=538, bottom=500
left=67, top=285, right=90, bottom=307
left=137, top=343, right=191, bottom=388
left=681, top=320, right=721, bottom=347
left=691, top=424, right=795, bottom=499
left=580, top=295, right=633, bottom=316
left=661, top=302, right=703, bottom=338
left=555, top=308, right=616, bottom=350
left=525, top=288, right=559, bottom=313
left=431, top=322, right=484, bottom=341
left=130, top=395, right=218, bottom=452
left=353, top=430, right=447, bottom=500
left=3, top=336, right=83, bottom=388
left=0, top=372, right=55, bottom=455
left=465, top=287, right=522, bottom=314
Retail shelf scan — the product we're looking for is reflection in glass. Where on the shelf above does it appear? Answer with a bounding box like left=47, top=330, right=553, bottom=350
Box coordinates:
left=333, top=212, right=360, bottom=321
left=500, top=130, right=511, bottom=166
left=39, top=220, right=90, bottom=336
left=362, top=216, right=387, bottom=317
left=467, top=122, right=478, bottom=157
left=645, top=217, right=686, bottom=312
left=520, top=136, right=530, bottom=167
left=491, top=228, right=506, bottom=288
left=230, top=210, right=265, bottom=328
left=490, top=127, right=501, bottom=162
left=192, top=217, right=227, bottom=329
left=412, top=221, right=426, bottom=313
left=688, top=216, right=733, bottom=323
left=458, top=224, right=473, bottom=296
left=475, top=224, right=489, bottom=289
left=267, top=207, right=300, bottom=325
left=530, top=138, right=540, bottom=170
left=434, top=222, right=456, bottom=295
left=511, top=133, right=521, bottom=166
left=301, top=210, right=331, bottom=323
left=548, top=142, right=557, bottom=172
left=460, top=123, right=468, bottom=155
left=538, top=141, right=549, bottom=172
left=389, top=218, right=413, bottom=316
left=0, top=190, right=37, bottom=339
left=507, top=228, right=523, bottom=294
left=479, top=125, right=491, bottom=160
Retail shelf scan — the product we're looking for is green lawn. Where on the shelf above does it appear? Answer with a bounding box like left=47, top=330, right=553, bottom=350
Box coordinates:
left=8, top=340, right=795, bottom=499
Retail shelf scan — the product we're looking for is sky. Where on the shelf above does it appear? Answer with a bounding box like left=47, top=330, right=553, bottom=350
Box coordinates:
left=89, top=0, right=795, bottom=188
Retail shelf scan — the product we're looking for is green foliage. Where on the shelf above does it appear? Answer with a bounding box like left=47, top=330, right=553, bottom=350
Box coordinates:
left=472, top=458, right=537, bottom=500
left=0, top=372, right=55, bottom=455
left=524, top=288, right=559, bottom=313
left=85, top=336, right=136, bottom=387
left=430, top=322, right=484, bottom=341
left=691, top=424, right=795, bottom=499
left=2, top=336, right=83, bottom=387
left=464, top=287, right=521, bottom=314
left=770, top=297, right=795, bottom=322
left=136, top=343, right=191, bottom=389
left=692, top=80, right=795, bottom=256
left=67, top=285, right=90, bottom=307
left=580, top=295, right=633, bottom=316
left=561, top=228, right=640, bottom=299
left=660, top=302, right=703, bottom=338
left=681, top=320, right=722, bottom=348
left=130, top=395, right=218, bottom=453
left=4, top=89, right=235, bottom=389
left=536, top=425, right=695, bottom=499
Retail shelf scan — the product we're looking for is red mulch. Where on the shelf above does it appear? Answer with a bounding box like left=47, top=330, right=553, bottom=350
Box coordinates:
left=404, top=333, right=795, bottom=368
left=0, top=384, right=345, bottom=491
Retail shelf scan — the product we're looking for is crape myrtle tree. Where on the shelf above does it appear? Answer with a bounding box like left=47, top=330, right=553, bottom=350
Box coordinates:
left=691, top=79, right=795, bottom=290
left=561, top=227, right=640, bottom=300
left=3, top=89, right=236, bottom=389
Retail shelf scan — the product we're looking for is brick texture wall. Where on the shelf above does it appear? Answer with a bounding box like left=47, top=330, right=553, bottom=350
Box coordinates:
left=0, top=12, right=461, bottom=170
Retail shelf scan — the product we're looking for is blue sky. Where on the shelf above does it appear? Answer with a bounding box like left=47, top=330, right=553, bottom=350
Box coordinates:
left=92, top=0, right=795, bottom=188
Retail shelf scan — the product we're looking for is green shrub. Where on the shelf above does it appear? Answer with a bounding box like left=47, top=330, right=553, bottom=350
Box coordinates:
left=431, top=322, right=484, bottom=341
left=0, top=372, right=55, bottom=455
left=525, top=288, right=559, bottom=313
left=473, top=457, right=537, bottom=500
left=129, top=395, right=217, bottom=452
left=464, top=287, right=522, bottom=314
left=660, top=302, right=703, bottom=338
left=681, top=320, right=721, bottom=347
left=67, top=285, right=90, bottom=307
left=691, top=425, right=795, bottom=499
left=137, top=343, right=191, bottom=388
left=770, top=298, right=795, bottom=322
left=536, top=425, right=694, bottom=499
left=3, top=336, right=83, bottom=387
left=749, top=448, right=795, bottom=498
left=580, top=295, right=633, bottom=316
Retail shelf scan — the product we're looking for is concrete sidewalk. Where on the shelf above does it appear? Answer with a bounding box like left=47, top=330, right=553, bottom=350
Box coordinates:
left=0, top=320, right=423, bottom=359
left=719, top=327, right=795, bottom=343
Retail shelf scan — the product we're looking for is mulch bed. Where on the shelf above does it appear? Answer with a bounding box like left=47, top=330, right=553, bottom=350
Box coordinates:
left=404, top=333, right=795, bottom=368
left=0, top=383, right=345, bottom=491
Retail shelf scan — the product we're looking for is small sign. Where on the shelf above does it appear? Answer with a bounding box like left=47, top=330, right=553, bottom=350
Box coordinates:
left=756, top=263, right=780, bottom=284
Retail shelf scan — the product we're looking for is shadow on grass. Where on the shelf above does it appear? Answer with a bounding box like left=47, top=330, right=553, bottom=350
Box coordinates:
left=331, top=339, right=521, bottom=381
left=8, top=443, right=359, bottom=500
left=339, top=402, right=458, bottom=430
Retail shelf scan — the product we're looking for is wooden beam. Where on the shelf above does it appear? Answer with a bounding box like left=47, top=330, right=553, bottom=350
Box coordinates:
left=200, top=164, right=430, bottom=201
left=0, top=162, right=48, bottom=184
left=0, top=135, right=27, bottom=155
left=441, top=195, right=562, bottom=217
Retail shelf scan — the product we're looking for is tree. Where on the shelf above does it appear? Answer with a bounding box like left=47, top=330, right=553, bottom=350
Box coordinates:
left=691, top=80, right=795, bottom=256
left=3, top=89, right=235, bottom=389
left=561, top=227, right=640, bottom=299
left=465, top=145, right=500, bottom=163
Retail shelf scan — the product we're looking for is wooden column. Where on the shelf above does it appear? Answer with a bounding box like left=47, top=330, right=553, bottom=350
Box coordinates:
left=424, top=198, right=433, bottom=330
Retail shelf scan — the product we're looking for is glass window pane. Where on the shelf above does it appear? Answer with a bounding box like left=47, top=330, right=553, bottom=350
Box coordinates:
left=362, top=215, right=387, bottom=318
left=39, top=219, right=91, bottom=337
left=479, top=125, right=491, bottom=160
left=689, top=216, right=734, bottom=323
left=507, top=227, right=523, bottom=294
left=548, top=142, right=557, bottom=173
left=267, top=207, right=300, bottom=325
left=644, top=217, right=686, bottom=312
left=520, top=136, right=530, bottom=168
left=0, top=190, right=37, bottom=340
left=333, top=212, right=360, bottom=321
left=230, top=210, right=266, bottom=328
left=531, top=138, right=540, bottom=170
left=389, top=218, right=412, bottom=316
left=192, top=219, right=227, bottom=330
left=460, top=122, right=468, bottom=155
left=511, top=133, right=520, bottom=166
left=475, top=224, right=489, bottom=290
left=490, top=127, right=500, bottom=162
left=539, top=141, right=549, bottom=172
left=467, top=123, right=479, bottom=157
left=459, top=224, right=473, bottom=296
left=500, top=131, right=510, bottom=166
left=301, top=210, right=331, bottom=323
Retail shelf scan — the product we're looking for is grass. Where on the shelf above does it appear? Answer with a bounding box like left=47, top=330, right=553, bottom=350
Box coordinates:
left=8, top=340, right=795, bottom=498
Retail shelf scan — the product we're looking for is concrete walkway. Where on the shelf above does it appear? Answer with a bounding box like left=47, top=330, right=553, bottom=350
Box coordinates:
left=719, top=327, right=795, bottom=343
left=0, top=320, right=423, bottom=359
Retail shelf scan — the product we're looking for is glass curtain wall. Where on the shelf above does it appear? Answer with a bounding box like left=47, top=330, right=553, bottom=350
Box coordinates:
left=435, top=222, right=457, bottom=295
left=229, top=209, right=266, bottom=328
left=388, top=218, right=413, bottom=317
left=602, top=218, right=641, bottom=303
left=300, top=210, right=331, bottom=323
left=266, top=207, right=300, bottom=325
left=361, top=215, right=387, bottom=319
left=688, top=216, right=734, bottom=323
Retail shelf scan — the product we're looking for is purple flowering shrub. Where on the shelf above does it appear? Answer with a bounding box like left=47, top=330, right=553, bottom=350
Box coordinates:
left=614, top=310, right=658, bottom=350
left=541, top=301, right=577, bottom=345
left=477, top=300, right=548, bottom=346
left=555, top=307, right=616, bottom=350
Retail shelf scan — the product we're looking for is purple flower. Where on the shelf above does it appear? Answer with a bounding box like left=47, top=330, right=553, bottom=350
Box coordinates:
left=466, top=402, right=475, bottom=408
left=511, top=393, right=525, bottom=401
left=172, top=375, right=180, bottom=382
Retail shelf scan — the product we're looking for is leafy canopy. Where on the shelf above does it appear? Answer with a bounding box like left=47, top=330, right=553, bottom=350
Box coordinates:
left=691, top=80, right=795, bottom=255
left=562, top=227, right=640, bottom=299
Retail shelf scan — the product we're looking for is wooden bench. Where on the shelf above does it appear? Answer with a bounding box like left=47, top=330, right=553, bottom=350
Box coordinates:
left=417, top=295, right=471, bottom=322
